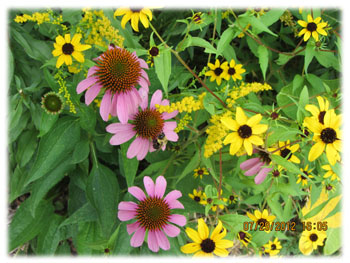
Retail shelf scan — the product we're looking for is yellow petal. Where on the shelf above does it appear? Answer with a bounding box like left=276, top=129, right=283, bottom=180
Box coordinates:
left=262, top=209, right=268, bottom=218
left=213, top=247, right=229, bottom=257
left=223, top=132, right=238, bottom=145
left=71, top=34, right=82, bottom=46
left=247, top=114, right=262, bottom=127
left=216, top=76, right=222, bottom=85
left=139, top=12, right=149, bottom=28
left=215, top=239, right=233, bottom=249
left=243, top=139, right=253, bottom=156
left=214, top=59, right=220, bottom=67
left=141, top=8, right=152, bottom=20
left=307, top=14, right=313, bottom=23
left=248, top=135, right=264, bottom=146
left=64, top=34, right=71, bottom=43
left=312, top=31, right=319, bottom=41
left=56, top=55, right=65, bottom=68
left=185, top=227, right=202, bottom=243
left=254, top=210, right=262, bottom=219
left=114, top=8, right=130, bottom=16
left=305, top=104, right=320, bottom=117
left=207, top=62, right=216, bottom=70
left=221, top=117, right=238, bottom=131
left=308, top=141, right=325, bottom=162
left=52, top=48, right=62, bottom=57
left=246, top=211, right=257, bottom=221
left=198, top=219, right=209, bottom=240
left=325, top=212, right=341, bottom=228
left=131, top=13, right=140, bottom=32
left=121, top=11, right=132, bottom=29
left=304, top=31, right=311, bottom=41
left=298, top=28, right=307, bottom=36
left=229, top=138, right=243, bottom=155
left=210, top=220, right=223, bottom=240
left=64, top=54, right=72, bottom=65
left=236, top=107, right=247, bottom=126
left=317, top=28, right=327, bottom=36
left=72, top=51, right=85, bottom=63
left=326, top=143, right=338, bottom=165
left=251, top=124, right=267, bottom=135
left=74, top=44, right=91, bottom=52
left=180, top=243, right=201, bottom=254
left=290, top=144, right=299, bottom=153
left=55, top=35, right=65, bottom=45
left=314, top=17, right=321, bottom=24
left=298, top=20, right=308, bottom=27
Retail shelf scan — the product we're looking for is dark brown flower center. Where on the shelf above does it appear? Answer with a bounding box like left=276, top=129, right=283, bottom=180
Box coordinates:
left=320, top=128, right=337, bottom=144
left=95, top=47, right=141, bottom=93
left=280, top=148, right=292, bottom=160
left=62, top=43, right=74, bottom=55
left=214, top=67, right=223, bottom=76
left=258, top=151, right=271, bottom=164
left=149, top=46, right=159, bottom=57
left=228, top=67, right=236, bottom=75
left=198, top=169, right=204, bottom=175
left=309, top=233, right=318, bottom=242
left=271, top=244, right=277, bottom=250
left=238, top=125, right=252, bottom=138
left=130, top=8, right=142, bottom=13
left=136, top=196, right=171, bottom=231
left=194, top=196, right=201, bottom=202
left=257, top=218, right=268, bottom=226
left=238, top=231, right=246, bottom=240
left=192, top=13, right=202, bottom=23
left=307, top=22, right=317, bottom=32
left=318, top=111, right=326, bottom=124
left=229, top=195, right=235, bottom=201
left=271, top=111, right=279, bottom=120
left=272, top=170, right=280, bottom=177
left=133, top=108, right=164, bottom=139
left=200, top=238, right=215, bottom=253
left=326, top=185, right=333, bottom=191
left=207, top=198, right=213, bottom=204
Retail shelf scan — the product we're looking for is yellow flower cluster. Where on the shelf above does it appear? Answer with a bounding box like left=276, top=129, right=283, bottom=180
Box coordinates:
left=174, top=113, right=192, bottom=133
left=226, top=82, right=272, bottom=108
left=204, top=110, right=232, bottom=158
left=156, top=92, right=206, bottom=114
left=55, top=72, right=76, bottom=114
left=79, top=9, right=124, bottom=48
left=14, top=12, right=50, bottom=25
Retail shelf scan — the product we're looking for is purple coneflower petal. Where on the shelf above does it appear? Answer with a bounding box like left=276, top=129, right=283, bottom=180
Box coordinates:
left=150, top=90, right=163, bottom=109
left=138, top=58, right=149, bottom=69
left=164, top=130, right=178, bottom=142
left=244, top=161, right=264, bottom=176
left=155, top=230, right=170, bottom=250
left=140, top=69, right=150, bottom=84
left=164, top=190, right=182, bottom=204
left=128, top=186, right=146, bottom=201
left=117, top=92, right=129, bottom=123
left=137, top=139, right=151, bottom=160
left=163, top=121, right=177, bottom=132
left=87, top=66, right=98, bottom=78
left=162, top=111, right=179, bottom=120
left=77, top=76, right=98, bottom=94
left=168, top=214, right=186, bottom=227
left=118, top=201, right=138, bottom=211
left=154, top=176, right=167, bottom=198
left=106, top=123, right=134, bottom=134
left=118, top=210, right=137, bottom=221
left=138, top=76, right=150, bottom=90
left=254, top=167, right=273, bottom=184
left=85, top=84, right=102, bottom=105
left=127, top=137, right=144, bottom=159
left=109, top=130, right=136, bottom=145
left=129, top=88, right=142, bottom=116
left=143, top=176, right=155, bottom=197
left=130, top=227, right=146, bottom=247
left=168, top=199, right=184, bottom=209
left=110, top=93, right=118, bottom=116
left=127, top=221, right=141, bottom=235
left=138, top=87, right=149, bottom=110
left=162, top=224, right=180, bottom=237
left=100, top=91, right=112, bottom=121
left=148, top=230, right=159, bottom=252
left=240, top=157, right=261, bottom=170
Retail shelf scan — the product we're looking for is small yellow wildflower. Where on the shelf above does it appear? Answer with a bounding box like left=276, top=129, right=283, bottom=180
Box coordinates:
left=193, top=167, right=209, bottom=179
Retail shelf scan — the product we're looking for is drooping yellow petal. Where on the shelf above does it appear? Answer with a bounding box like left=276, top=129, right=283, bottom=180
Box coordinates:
left=248, top=135, right=264, bottom=147
left=121, top=11, right=132, bottom=29
left=210, top=220, right=223, bottom=240
left=223, top=132, right=238, bottom=145
left=64, top=54, right=72, bottom=65
left=141, top=8, right=153, bottom=20
left=243, top=139, right=253, bottom=156
left=298, top=28, right=307, bottom=36
left=308, top=141, right=325, bottom=161
left=229, top=138, right=243, bottom=155
left=72, top=51, right=85, bottom=63
left=114, top=8, right=130, bottom=17
left=312, top=31, right=319, bottom=41
left=305, top=104, right=320, bottom=117
left=139, top=12, right=149, bottom=28
left=213, top=247, right=229, bottom=257
left=246, top=211, right=257, bottom=221
left=326, top=143, right=338, bottom=165
left=131, top=13, right=140, bottom=32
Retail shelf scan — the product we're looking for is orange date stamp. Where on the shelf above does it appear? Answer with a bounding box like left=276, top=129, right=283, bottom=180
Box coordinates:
left=243, top=221, right=328, bottom=231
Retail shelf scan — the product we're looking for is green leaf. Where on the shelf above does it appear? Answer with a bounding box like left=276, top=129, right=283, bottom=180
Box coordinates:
left=257, top=45, right=269, bottom=80
left=15, top=129, right=38, bottom=168
left=297, top=85, right=309, bottom=123
left=29, top=158, right=74, bottom=217
left=282, top=198, right=294, bottom=221
left=315, top=50, right=340, bottom=71
left=38, top=111, right=59, bottom=137
left=176, top=151, right=200, bottom=184
left=270, top=155, right=301, bottom=175
left=78, top=103, right=97, bottom=132
left=86, top=163, right=119, bottom=238
left=59, top=203, right=98, bottom=228
left=324, top=228, right=341, bottom=255
left=9, top=198, right=53, bottom=251
left=246, top=16, right=278, bottom=37
left=25, top=117, right=80, bottom=186
left=154, top=48, right=172, bottom=96
left=118, top=141, right=139, bottom=187
left=292, top=74, right=304, bottom=94
left=304, top=41, right=315, bottom=74
left=259, top=9, right=285, bottom=28
left=267, top=195, right=284, bottom=221
left=189, top=37, right=217, bottom=53
left=9, top=94, right=23, bottom=131
left=216, top=27, right=235, bottom=56
left=219, top=213, right=248, bottom=233
left=276, top=83, right=297, bottom=119
left=266, top=126, right=300, bottom=147
left=71, top=139, right=90, bottom=164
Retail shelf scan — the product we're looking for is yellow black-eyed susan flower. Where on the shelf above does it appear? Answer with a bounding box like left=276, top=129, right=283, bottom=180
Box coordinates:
left=181, top=219, right=233, bottom=257
left=323, top=182, right=336, bottom=193
left=237, top=231, right=251, bottom=247
left=263, top=237, right=282, bottom=256
left=189, top=189, right=204, bottom=203
left=322, top=164, right=340, bottom=181
left=199, top=193, right=227, bottom=212
left=299, top=228, right=327, bottom=255
left=305, top=109, right=341, bottom=165
left=192, top=12, right=203, bottom=24
left=221, top=59, right=246, bottom=81
left=227, top=194, right=238, bottom=205
left=52, top=33, right=91, bottom=68
left=269, top=140, right=300, bottom=164
left=205, top=59, right=226, bottom=85
left=114, top=7, right=152, bottom=32
left=146, top=46, right=159, bottom=67
left=297, top=165, right=314, bottom=186
left=221, top=107, right=268, bottom=156
left=194, top=167, right=209, bottom=179
left=298, top=14, right=328, bottom=41
left=246, top=209, right=275, bottom=233
left=304, top=96, right=330, bottom=126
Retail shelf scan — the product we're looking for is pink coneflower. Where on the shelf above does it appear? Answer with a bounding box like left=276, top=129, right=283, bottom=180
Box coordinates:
left=106, top=89, right=178, bottom=160
left=118, top=175, right=186, bottom=252
left=240, top=150, right=272, bottom=184
left=76, top=44, right=150, bottom=123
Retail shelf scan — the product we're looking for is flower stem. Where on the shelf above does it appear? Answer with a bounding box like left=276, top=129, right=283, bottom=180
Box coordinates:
left=90, top=141, right=99, bottom=168
left=149, top=22, right=227, bottom=108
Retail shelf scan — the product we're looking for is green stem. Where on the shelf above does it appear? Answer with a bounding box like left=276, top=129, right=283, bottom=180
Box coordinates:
left=90, top=141, right=99, bottom=168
